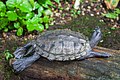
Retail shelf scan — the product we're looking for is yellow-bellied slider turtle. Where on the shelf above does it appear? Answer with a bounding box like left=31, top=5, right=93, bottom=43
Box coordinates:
left=12, top=27, right=111, bottom=72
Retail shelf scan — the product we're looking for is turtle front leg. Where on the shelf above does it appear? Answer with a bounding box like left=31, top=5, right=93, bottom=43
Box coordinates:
left=14, top=42, right=36, bottom=59
left=90, top=27, right=102, bottom=48
left=12, top=53, right=40, bottom=72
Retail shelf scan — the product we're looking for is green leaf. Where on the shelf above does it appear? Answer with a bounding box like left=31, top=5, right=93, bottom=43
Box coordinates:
left=54, top=0, right=60, bottom=4
left=104, top=13, right=118, bottom=19
left=0, top=12, right=5, bottom=17
left=77, top=10, right=81, bottom=15
left=46, top=0, right=53, bottom=6
left=4, top=28, right=8, bottom=32
left=111, top=0, right=119, bottom=6
left=38, top=0, right=53, bottom=8
left=39, top=18, right=43, bottom=23
left=25, top=12, right=34, bottom=19
left=8, top=25, right=13, bottom=30
left=115, top=8, right=120, bottom=14
left=17, top=27, right=23, bottom=36
left=0, top=1, right=6, bottom=12
left=35, top=24, right=44, bottom=32
left=43, top=16, right=49, bottom=23
left=26, top=15, right=39, bottom=31
left=29, top=0, right=35, bottom=7
left=7, top=11, right=18, bottom=21
left=31, top=15, right=40, bottom=23
left=6, top=0, right=16, bottom=9
left=0, top=18, right=8, bottom=29
left=33, top=2, right=40, bottom=10
left=43, top=9, right=53, bottom=16
left=26, top=23, right=35, bottom=31
left=106, top=0, right=110, bottom=2
left=15, top=0, right=22, bottom=8
left=14, top=22, right=20, bottom=29
left=111, top=27, right=116, bottom=30
left=4, top=50, right=13, bottom=61
left=19, top=1, right=32, bottom=12
left=16, top=10, right=27, bottom=19
left=45, top=23, right=49, bottom=29
left=38, top=6, right=44, bottom=17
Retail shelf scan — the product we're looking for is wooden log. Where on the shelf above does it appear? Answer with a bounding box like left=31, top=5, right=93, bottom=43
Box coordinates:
left=18, top=47, right=120, bottom=80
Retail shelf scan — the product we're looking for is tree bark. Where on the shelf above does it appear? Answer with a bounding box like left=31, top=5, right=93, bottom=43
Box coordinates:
left=18, top=47, right=120, bottom=80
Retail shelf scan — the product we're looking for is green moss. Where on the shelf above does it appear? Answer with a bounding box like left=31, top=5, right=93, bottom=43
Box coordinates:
left=63, top=15, right=106, bottom=37
left=54, top=15, right=120, bottom=49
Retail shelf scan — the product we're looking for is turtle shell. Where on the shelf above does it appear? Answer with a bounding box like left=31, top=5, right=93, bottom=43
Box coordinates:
left=35, top=29, right=91, bottom=61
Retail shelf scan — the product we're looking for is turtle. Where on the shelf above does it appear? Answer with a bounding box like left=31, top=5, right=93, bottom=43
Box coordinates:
left=11, top=27, right=111, bottom=72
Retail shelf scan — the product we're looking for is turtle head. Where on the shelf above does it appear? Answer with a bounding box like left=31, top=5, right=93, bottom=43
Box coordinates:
left=13, top=41, right=37, bottom=59
left=90, top=27, right=102, bottom=48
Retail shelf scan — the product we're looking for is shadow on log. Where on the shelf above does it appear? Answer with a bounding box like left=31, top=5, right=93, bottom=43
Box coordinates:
left=18, top=47, right=120, bottom=80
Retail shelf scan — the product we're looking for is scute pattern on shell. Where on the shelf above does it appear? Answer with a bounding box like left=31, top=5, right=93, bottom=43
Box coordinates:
left=35, top=29, right=91, bottom=61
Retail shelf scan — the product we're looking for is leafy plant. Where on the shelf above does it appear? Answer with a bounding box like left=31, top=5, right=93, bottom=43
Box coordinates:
left=4, top=50, right=13, bottom=61
left=0, top=0, right=53, bottom=36
left=104, top=0, right=119, bottom=9
left=54, top=0, right=60, bottom=4
left=70, top=9, right=81, bottom=17
left=103, top=8, right=120, bottom=19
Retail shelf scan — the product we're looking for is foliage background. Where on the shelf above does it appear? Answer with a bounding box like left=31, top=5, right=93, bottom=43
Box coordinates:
left=0, top=0, right=53, bottom=36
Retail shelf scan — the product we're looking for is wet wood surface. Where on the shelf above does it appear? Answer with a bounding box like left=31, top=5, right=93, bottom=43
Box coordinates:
left=17, top=46, right=120, bottom=80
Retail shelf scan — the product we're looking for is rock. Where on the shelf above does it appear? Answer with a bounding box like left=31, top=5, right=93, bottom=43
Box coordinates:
left=85, top=0, right=89, bottom=3
left=55, top=13, right=61, bottom=17
left=96, top=12, right=100, bottom=15
left=74, top=0, right=80, bottom=10
left=17, top=47, right=120, bottom=80
left=87, top=6, right=91, bottom=9
left=90, top=13, right=94, bottom=16
left=81, top=11, right=85, bottom=15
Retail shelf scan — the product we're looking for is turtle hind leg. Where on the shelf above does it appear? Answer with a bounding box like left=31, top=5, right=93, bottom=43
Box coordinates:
left=88, top=51, right=112, bottom=58
left=78, top=51, right=111, bottom=60
left=12, top=53, right=40, bottom=72
left=90, top=27, right=102, bottom=48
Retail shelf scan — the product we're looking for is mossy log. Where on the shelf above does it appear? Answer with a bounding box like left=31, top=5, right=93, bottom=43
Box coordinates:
left=18, top=47, right=120, bottom=80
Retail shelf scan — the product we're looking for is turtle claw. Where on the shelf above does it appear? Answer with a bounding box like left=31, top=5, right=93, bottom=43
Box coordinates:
left=12, top=58, right=29, bottom=72
left=12, top=53, right=40, bottom=72
left=101, top=53, right=112, bottom=58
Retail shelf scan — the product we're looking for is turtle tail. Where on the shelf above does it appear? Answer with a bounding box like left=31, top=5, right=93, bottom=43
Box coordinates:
left=13, top=42, right=36, bottom=59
